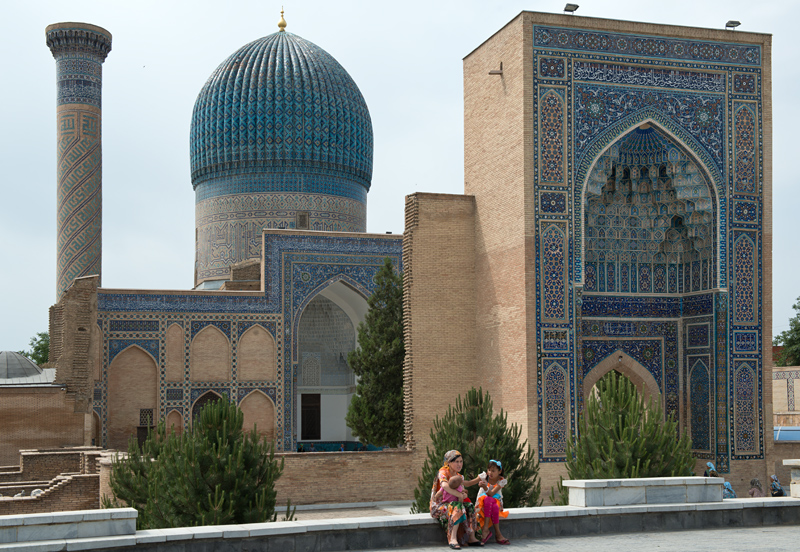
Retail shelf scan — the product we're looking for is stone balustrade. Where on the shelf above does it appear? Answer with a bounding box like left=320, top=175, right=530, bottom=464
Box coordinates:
left=564, top=476, right=724, bottom=507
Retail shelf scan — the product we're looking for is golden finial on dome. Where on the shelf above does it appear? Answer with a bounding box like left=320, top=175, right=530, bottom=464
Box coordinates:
left=278, top=7, right=287, bottom=32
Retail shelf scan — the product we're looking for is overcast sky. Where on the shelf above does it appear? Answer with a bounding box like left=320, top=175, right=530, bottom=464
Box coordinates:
left=0, top=1, right=796, bottom=352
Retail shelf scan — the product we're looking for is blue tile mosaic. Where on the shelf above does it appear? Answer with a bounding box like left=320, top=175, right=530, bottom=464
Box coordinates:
left=533, top=26, right=760, bottom=65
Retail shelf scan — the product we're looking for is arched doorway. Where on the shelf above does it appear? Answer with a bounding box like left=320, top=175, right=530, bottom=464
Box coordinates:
left=296, top=279, right=369, bottom=448
left=583, top=351, right=661, bottom=408
left=192, top=391, right=223, bottom=422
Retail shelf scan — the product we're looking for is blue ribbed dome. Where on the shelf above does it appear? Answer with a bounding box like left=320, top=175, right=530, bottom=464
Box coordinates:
left=190, top=31, right=373, bottom=193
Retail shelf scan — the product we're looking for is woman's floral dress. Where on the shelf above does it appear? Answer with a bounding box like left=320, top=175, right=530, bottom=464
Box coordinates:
left=429, top=466, right=481, bottom=544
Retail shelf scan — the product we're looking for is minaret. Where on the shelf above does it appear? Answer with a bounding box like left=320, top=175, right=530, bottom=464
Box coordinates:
left=46, top=23, right=112, bottom=301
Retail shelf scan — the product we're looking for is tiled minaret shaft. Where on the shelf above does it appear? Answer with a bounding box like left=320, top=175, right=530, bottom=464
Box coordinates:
left=46, top=23, right=111, bottom=301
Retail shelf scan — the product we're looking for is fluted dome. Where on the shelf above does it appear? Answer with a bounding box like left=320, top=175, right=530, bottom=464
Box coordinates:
left=0, top=351, right=42, bottom=379
left=191, top=29, right=373, bottom=285
left=190, top=31, right=373, bottom=194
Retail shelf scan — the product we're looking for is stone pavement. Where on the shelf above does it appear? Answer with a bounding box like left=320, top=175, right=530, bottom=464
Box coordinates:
left=391, top=525, right=800, bottom=552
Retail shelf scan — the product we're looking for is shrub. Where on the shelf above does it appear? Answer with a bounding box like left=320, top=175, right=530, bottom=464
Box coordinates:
left=411, top=388, right=541, bottom=513
left=105, top=398, right=293, bottom=529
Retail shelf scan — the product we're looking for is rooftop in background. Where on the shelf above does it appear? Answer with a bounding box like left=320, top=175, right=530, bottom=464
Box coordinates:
left=774, top=427, right=800, bottom=441
left=0, top=351, right=57, bottom=386
left=0, top=351, right=42, bottom=378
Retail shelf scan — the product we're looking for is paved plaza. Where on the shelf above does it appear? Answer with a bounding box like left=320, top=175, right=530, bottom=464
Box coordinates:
left=386, top=525, right=800, bottom=552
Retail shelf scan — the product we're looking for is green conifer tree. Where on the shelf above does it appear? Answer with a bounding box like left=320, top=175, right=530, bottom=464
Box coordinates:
left=774, top=296, right=800, bottom=366
left=345, top=257, right=404, bottom=447
left=565, top=371, right=694, bottom=480
left=105, top=398, right=292, bottom=529
left=411, top=388, right=541, bottom=513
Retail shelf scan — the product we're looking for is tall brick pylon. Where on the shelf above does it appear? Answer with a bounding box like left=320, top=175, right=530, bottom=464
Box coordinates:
left=46, top=23, right=111, bottom=301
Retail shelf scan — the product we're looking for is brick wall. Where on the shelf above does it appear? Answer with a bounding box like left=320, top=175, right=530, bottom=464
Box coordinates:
left=52, top=275, right=99, bottom=414
left=403, top=193, right=477, bottom=474
left=275, top=450, right=415, bottom=506
left=0, top=474, right=99, bottom=515
left=463, top=14, right=536, bottom=444
left=20, top=450, right=84, bottom=480
left=0, top=389, right=86, bottom=465
left=100, top=449, right=415, bottom=507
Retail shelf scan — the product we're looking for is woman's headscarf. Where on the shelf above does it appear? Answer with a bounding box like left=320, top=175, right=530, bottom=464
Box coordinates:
left=723, top=482, right=736, bottom=498
left=750, top=478, right=763, bottom=492
left=706, top=462, right=716, bottom=471
left=437, top=450, right=462, bottom=475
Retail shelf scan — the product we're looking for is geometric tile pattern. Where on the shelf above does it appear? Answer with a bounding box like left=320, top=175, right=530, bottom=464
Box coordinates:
left=539, top=57, right=565, bottom=78
left=734, top=104, right=757, bottom=194
left=733, top=233, right=756, bottom=325
left=533, top=26, right=761, bottom=65
left=543, top=362, right=568, bottom=457
left=532, top=24, right=764, bottom=467
left=54, top=109, right=103, bottom=301
left=734, top=362, right=758, bottom=453
left=540, top=191, right=567, bottom=214
left=688, top=324, right=710, bottom=348
left=773, top=370, right=800, bottom=411
left=689, top=358, right=711, bottom=451
left=733, top=73, right=757, bottom=94
left=109, top=320, right=159, bottom=332
left=540, top=89, right=565, bottom=182
left=195, top=191, right=366, bottom=282
left=541, top=223, right=567, bottom=321
left=47, top=25, right=111, bottom=301
left=715, top=293, right=730, bottom=471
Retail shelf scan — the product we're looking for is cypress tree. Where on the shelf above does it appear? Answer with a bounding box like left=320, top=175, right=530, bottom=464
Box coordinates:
left=345, top=257, right=405, bottom=447
left=105, top=398, right=291, bottom=529
left=411, top=388, right=541, bottom=513
left=565, top=371, right=694, bottom=480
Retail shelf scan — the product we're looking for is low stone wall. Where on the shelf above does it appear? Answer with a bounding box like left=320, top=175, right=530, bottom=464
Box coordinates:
left=0, top=507, right=136, bottom=544
left=565, top=477, right=723, bottom=507
left=0, top=474, right=99, bottom=515
left=5, top=498, right=799, bottom=552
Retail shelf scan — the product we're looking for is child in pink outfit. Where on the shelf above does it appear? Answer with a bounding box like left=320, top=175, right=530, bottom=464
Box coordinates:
left=435, top=475, right=469, bottom=503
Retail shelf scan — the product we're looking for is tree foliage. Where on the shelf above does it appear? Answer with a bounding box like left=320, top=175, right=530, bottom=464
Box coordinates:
left=104, top=398, right=292, bottom=529
left=19, top=331, right=49, bottom=366
left=774, top=296, right=800, bottom=366
left=411, top=388, right=542, bottom=513
left=565, top=371, right=693, bottom=480
left=345, top=257, right=405, bottom=447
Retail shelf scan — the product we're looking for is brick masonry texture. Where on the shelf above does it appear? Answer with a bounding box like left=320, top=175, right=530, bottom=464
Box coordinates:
left=407, top=10, right=775, bottom=500
left=4, top=11, right=786, bottom=512
left=0, top=473, right=99, bottom=515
